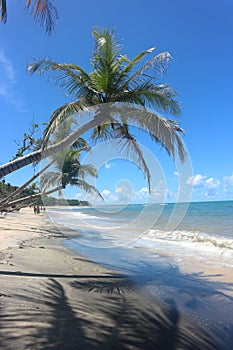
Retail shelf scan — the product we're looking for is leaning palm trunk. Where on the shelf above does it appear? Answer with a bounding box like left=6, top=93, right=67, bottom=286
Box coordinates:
left=0, top=159, right=55, bottom=209
left=0, top=104, right=185, bottom=180
left=0, top=113, right=104, bottom=178
left=5, top=185, right=63, bottom=208
left=5, top=176, right=102, bottom=208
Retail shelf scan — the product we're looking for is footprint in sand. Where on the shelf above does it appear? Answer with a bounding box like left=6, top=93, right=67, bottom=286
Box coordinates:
left=0, top=293, right=11, bottom=298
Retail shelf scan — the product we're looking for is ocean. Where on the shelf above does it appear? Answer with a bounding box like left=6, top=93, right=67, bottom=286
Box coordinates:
left=46, top=200, right=233, bottom=347
left=47, top=200, right=233, bottom=269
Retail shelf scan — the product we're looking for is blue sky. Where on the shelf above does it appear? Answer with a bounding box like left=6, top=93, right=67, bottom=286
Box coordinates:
left=0, top=0, right=233, bottom=203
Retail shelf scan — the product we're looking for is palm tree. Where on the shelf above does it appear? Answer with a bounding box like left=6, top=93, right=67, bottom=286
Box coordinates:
left=40, top=117, right=102, bottom=200
left=0, top=0, right=58, bottom=34
left=0, top=28, right=185, bottom=181
left=0, top=159, right=54, bottom=211
left=41, top=148, right=102, bottom=198
left=3, top=118, right=101, bottom=208
left=5, top=148, right=102, bottom=208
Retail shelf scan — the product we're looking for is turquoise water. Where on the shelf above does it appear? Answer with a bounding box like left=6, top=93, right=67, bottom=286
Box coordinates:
left=47, top=200, right=233, bottom=266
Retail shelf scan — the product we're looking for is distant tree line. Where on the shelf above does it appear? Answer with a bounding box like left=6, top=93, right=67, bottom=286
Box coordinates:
left=0, top=179, right=90, bottom=209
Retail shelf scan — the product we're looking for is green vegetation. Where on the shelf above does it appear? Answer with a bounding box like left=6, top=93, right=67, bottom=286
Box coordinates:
left=40, top=117, right=102, bottom=200
left=0, top=179, right=90, bottom=209
left=43, top=197, right=90, bottom=207
left=0, top=179, right=37, bottom=201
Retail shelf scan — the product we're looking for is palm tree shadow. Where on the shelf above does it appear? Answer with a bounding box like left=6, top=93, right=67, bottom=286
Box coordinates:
left=32, top=278, right=93, bottom=349
left=134, top=260, right=233, bottom=319
left=0, top=278, right=96, bottom=350
left=98, top=253, right=233, bottom=308
left=69, top=277, right=223, bottom=350
left=0, top=276, right=228, bottom=349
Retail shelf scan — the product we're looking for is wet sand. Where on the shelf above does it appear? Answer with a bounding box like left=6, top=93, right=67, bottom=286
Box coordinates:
left=0, top=208, right=229, bottom=349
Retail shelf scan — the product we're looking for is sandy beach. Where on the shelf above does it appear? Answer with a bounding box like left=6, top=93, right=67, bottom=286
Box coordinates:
left=0, top=208, right=230, bottom=349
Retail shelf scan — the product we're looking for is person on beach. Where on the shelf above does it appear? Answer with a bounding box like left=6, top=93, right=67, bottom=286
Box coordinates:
left=33, top=206, right=40, bottom=214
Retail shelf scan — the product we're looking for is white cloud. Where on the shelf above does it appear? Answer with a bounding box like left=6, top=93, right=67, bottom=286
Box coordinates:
left=75, top=192, right=84, bottom=198
left=114, top=182, right=133, bottom=202
left=187, top=174, right=221, bottom=190
left=76, top=172, right=233, bottom=204
left=223, top=174, right=233, bottom=187
left=0, top=51, right=16, bottom=83
left=101, top=189, right=111, bottom=197
left=100, top=181, right=133, bottom=204
left=0, top=51, right=16, bottom=97
left=205, top=177, right=221, bottom=189
left=104, top=161, right=115, bottom=169
left=101, top=189, right=118, bottom=202
left=133, top=187, right=149, bottom=202
left=0, top=51, right=24, bottom=109
left=137, top=187, right=148, bottom=194
left=185, top=172, right=233, bottom=201
left=186, top=174, right=207, bottom=187
left=194, top=174, right=207, bottom=186
left=132, top=181, right=167, bottom=203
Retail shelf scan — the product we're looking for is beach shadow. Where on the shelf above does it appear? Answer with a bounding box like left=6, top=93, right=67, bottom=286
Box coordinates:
left=0, top=277, right=224, bottom=350
left=69, top=248, right=233, bottom=348
left=0, top=243, right=233, bottom=350
left=0, top=270, right=125, bottom=279
left=132, top=259, right=233, bottom=310
left=0, top=278, right=91, bottom=350
left=69, top=276, right=226, bottom=350
left=92, top=249, right=233, bottom=303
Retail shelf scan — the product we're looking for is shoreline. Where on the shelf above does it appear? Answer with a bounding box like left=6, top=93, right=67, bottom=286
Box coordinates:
left=0, top=207, right=231, bottom=349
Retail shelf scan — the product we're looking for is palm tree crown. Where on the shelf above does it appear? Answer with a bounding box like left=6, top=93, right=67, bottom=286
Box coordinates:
left=28, top=28, right=185, bottom=191
left=40, top=118, right=102, bottom=200
left=29, top=28, right=181, bottom=116
left=40, top=148, right=102, bottom=199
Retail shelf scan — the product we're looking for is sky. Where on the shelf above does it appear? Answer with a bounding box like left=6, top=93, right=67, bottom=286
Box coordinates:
left=0, top=0, right=233, bottom=204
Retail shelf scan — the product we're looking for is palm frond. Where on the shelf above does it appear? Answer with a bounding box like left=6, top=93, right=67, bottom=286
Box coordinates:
left=25, top=0, right=58, bottom=35
left=28, top=59, right=88, bottom=77
left=92, top=28, right=121, bottom=68
left=133, top=51, right=172, bottom=80
left=28, top=59, right=96, bottom=98
left=71, top=137, right=91, bottom=152
left=40, top=171, right=61, bottom=191
left=49, top=116, right=90, bottom=152
left=0, top=0, right=7, bottom=23
left=119, top=47, right=156, bottom=77
left=115, top=124, right=151, bottom=191
left=91, top=121, right=151, bottom=191
left=91, top=28, right=131, bottom=100
left=41, top=144, right=100, bottom=196
left=91, top=121, right=116, bottom=143
left=43, top=100, right=87, bottom=148
left=120, top=107, right=186, bottom=161
left=115, top=83, right=181, bottom=116
left=76, top=164, right=98, bottom=179
left=70, top=178, right=103, bottom=200
left=122, top=52, right=172, bottom=90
